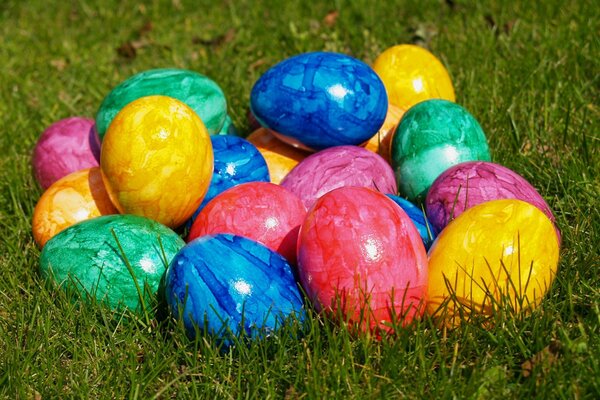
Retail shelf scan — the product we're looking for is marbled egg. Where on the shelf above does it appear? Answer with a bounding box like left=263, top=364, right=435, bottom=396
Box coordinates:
left=250, top=52, right=388, bottom=150
left=40, top=214, right=185, bottom=314
left=100, top=95, right=213, bottom=228
left=164, top=234, right=305, bottom=342
left=426, top=161, right=559, bottom=240
left=189, top=182, right=305, bottom=263
left=96, top=68, right=227, bottom=139
left=372, top=44, right=456, bottom=110
left=246, top=128, right=310, bottom=184
left=188, top=135, right=270, bottom=225
left=427, top=199, right=559, bottom=326
left=280, top=145, right=397, bottom=209
left=32, top=117, right=100, bottom=189
left=391, top=99, right=491, bottom=202
left=32, top=167, right=118, bottom=248
left=387, top=194, right=436, bottom=250
left=363, top=104, right=405, bottom=163
left=297, top=187, right=428, bottom=333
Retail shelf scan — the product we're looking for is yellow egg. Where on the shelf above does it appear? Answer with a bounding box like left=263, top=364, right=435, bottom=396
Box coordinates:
left=372, top=44, right=456, bottom=110
left=100, top=95, right=213, bottom=228
left=362, top=103, right=405, bottom=163
left=246, top=128, right=310, bottom=184
left=427, top=199, right=559, bottom=325
left=32, top=167, right=118, bottom=248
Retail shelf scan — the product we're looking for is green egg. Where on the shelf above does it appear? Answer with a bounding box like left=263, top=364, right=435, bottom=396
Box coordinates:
left=391, top=99, right=491, bottom=202
left=39, top=214, right=185, bottom=314
left=95, top=68, right=227, bottom=139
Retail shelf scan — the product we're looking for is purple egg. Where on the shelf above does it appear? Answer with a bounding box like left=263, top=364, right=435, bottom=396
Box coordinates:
left=425, top=161, right=560, bottom=241
left=280, top=145, right=397, bottom=209
left=32, top=117, right=100, bottom=189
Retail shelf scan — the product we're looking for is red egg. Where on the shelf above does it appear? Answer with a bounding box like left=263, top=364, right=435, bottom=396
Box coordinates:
left=297, top=187, right=428, bottom=334
left=188, top=182, right=306, bottom=263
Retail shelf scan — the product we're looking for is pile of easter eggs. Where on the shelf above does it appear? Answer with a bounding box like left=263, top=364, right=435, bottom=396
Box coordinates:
left=31, top=44, right=560, bottom=342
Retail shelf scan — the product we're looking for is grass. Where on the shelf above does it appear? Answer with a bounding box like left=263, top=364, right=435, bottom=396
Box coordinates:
left=0, top=0, right=598, bottom=398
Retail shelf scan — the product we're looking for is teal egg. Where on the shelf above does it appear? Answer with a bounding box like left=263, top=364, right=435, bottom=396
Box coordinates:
left=95, top=68, right=227, bottom=139
left=39, top=215, right=185, bottom=314
left=391, top=99, right=490, bottom=202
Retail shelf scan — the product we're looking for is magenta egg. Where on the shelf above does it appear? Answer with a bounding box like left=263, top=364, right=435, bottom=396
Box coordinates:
left=32, top=117, right=100, bottom=189
left=426, top=161, right=560, bottom=240
left=297, top=186, right=428, bottom=333
left=280, top=145, right=397, bottom=209
left=188, top=182, right=306, bottom=263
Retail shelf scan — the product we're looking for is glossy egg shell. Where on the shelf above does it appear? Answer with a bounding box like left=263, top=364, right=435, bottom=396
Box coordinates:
left=164, top=234, right=305, bottom=342
left=427, top=199, right=560, bottom=325
left=426, top=161, right=559, bottom=240
left=372, top=44, right=456, bottom=110
left=391, top=99, right=490, bottom=202
left=32, top=167, right=118, bottom=248
left=32, top=117, right=100, bottom=189
left=246, top=128, right=310, bottom=184
left=188, top=135, right=270, bottom=224
left=363, top=104, right=405, bottom=163
left=297, top=187, right=428, bottom=333
left=100, top=95, right=213, bottom=228
left=189, top=182, right=306, bottom=263
left=386, top=194, right=436, bottom=250
left=40, top=214, right=185, bottom=314
left=95, top=68, right=227, bottom=139
left=250, top=52, right=388, bottom=150
left=280, top=145, right=397, bottom=209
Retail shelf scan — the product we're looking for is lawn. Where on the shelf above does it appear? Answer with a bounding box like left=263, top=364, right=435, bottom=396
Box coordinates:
left=0, top=0, right=599, bottom=398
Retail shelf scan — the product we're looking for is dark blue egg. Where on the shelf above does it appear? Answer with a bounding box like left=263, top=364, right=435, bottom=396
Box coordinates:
left=188, top=135, right=270, bottom=226
left=387, top=194, right=436, bottom=250
left=164, top=234, right=305, bottom=343
left=250, top=52, right=388, bottom=151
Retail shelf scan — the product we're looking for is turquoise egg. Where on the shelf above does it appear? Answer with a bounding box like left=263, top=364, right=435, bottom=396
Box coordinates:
left=95, top=68, right=227, bottom=139
left=39, top=215, right=185, bottom=314
left=391, top=99, right=491, bottom=202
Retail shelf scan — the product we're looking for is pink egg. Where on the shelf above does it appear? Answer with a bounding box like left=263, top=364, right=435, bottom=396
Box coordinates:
left=188, top=182, right=306, bottom=263
left=32, top=117, right=100, bottom=189
left=280, top=145, right=397, bottom=209
left=425, top=161, right=560, bottom=241
left=297, top=186, right=428, bottom=334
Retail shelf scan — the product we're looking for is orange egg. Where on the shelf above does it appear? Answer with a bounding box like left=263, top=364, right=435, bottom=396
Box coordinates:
left=363, top=104, right=405, bottom=163
left=246, top=128, right=310, bottom=184
left=100, top=95, right=213, bottom=228
left=32, top=167, right=118, bottom=248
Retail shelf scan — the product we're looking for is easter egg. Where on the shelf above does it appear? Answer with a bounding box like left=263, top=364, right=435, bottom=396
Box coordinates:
left=188, top=135, right=270, bottom=224
left=32, top=167, right=118, bottom=248
left=164, top=234, right=305, bottom=342
left=363, top=104, right=405, bottom=163
left=427, top=199, right=560, bottom=325
left=100, top=95, right=213, bottom=228
left=426, top=161, right=559, bottom=240
left=250, top=51, right=388, bottom=150
left=32, top=117, right=100, bottom=189
left=372, top=44, right=456, bottom=110
left=95, top=68, right=227, bottom=139
left=280, top=145, right=397, bottom=209
left=40, top=214, right=185, bottom=314
left=189, top=182, right=305, bottom=263
left=297, top=187, right=428, bottom=333
left=391, top=99, right=490, bottom=202
left=386, top=195, right=436, bottom=250
left=246, top=128, right=310, bottom=184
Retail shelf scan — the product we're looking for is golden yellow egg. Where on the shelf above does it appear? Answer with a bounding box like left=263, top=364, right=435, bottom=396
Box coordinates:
left=372, top=44, right=456, bottom=110
left=100, top=95, right=213, bottom=228
left=362, top=104, right=405, bottom=163
left=427, top=199, right=560, bottom=325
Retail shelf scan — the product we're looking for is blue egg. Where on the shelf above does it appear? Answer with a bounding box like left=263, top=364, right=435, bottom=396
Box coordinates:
left=387, top=194, right=436, bottom=250
left=188, top=135, right=270, bottom=225
left=250, top=52, right=388, bottom=151
left=164, top=234, right=305, bottom=343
